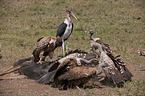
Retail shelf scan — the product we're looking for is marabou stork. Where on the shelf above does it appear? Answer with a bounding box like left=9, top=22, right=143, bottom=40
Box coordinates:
left=56, top=9, right=77, bottom=56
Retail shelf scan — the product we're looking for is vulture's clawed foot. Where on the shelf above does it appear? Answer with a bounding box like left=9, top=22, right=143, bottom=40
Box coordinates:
left=37, top=61, right=43, bottom=64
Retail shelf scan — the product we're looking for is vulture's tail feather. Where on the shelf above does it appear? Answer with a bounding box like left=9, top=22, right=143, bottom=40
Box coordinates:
left=36, top=70, right=57, bottom=84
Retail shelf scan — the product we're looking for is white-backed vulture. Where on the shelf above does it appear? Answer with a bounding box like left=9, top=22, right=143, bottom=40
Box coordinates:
left=32, top=36, right=62, bottom=64
left=90, top=41, right=133, bottom=86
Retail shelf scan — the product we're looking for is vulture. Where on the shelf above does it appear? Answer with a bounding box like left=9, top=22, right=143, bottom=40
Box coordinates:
left=36, top=49, right=99, bottom=88
left=0, top=42, right=2, bottom=59
left=90, top=40, right=133, bottom=86
left=58, top=49, right=99, bottom=67
left=0, top=42, right=1, bottom=52
left=32, top=36, right=62, bottom=63
left=88, top=30, right=111, bottom=53
left=138, top=51, right=145, bottom=57
left=0, top=57, right=35, bottom=76
left=0, top=49, right=99, bottom=89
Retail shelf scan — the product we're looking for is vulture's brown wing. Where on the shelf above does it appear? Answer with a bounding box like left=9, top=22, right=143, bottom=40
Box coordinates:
left=56, top=66, right=96, bottom=89
left=101, top=42, right=133, bottom=83
left=13, top=57, right=33, bottom=67
left=36, top=36, right=51, bottom=48
left=103, top=66, right=124, bottom=86
left=49, top=58, right=78, bottom=82
left=67, top=49, right=88, bottom=55
left=107, top=52, right=133, bottom=82
left=36, top=59, right=73, bottom=84
left=32, top=36, right=52, bottom=62
left=36, top=61, right=60, bottom=84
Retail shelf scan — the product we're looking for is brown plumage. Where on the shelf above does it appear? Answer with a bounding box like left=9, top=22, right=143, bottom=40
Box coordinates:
left=0, top=49, right=98, bottom=89
left=36, top=50, right=99, bottom=89
left=138, top=51, right=145, bottom=57
left=88, top=30, right=111, bottom=53
left=37, top=58, right=97, bottom=90
left=88, top=31, right=133, bottom=86
left=32, top=36, right=62, bottom=63
left=57, top=66, right=96, bottom=89
left=0, top=57, right=34, bottom=76
left=0, top=56, right=59, bottom=79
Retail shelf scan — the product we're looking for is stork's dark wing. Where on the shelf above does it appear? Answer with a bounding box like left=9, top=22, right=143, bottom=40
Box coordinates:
left=71, top=22, right=73, bottom=32
left=37, top=37, right=44, bottom=42
left=56, top=22, right=67, bottom=37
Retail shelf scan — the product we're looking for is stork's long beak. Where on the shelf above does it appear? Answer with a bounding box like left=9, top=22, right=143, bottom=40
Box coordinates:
left=71, top=12, right=77, bottom=20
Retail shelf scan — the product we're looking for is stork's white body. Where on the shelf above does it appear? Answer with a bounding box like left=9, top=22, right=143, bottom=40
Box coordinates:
left=62, top=19, right=73, bottom=40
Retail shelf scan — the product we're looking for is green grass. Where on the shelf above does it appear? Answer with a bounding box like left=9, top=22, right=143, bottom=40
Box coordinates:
left=0, top=0, right=145, bottom=95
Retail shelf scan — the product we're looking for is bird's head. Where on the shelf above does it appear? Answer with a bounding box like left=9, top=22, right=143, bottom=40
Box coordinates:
left=66, top=9, right=77, bottom=20
left=88, top=30, right=94, bottom=35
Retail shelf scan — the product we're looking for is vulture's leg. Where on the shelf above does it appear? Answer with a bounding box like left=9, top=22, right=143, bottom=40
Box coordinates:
left=39, top=51, right=45, bottom=62
left=37, top=61, right=42, bottom=64
left=0, top=75, right=27, bottom=80
left=49, top=52, right=54, bottom=59
left=41, top=56, right=46, bottom=61
left=0, top=66, right=21, bottom=76
left=76, top=86, right=81, bottom=90
left=96, top=63, right=106, bottom=75
left=80, top=58, right=98, bottom=64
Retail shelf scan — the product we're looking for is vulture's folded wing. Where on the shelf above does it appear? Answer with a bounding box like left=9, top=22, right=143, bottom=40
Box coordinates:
left=36, top=70, right=57, bottom=84
left=56, top=66, right=96, bottom=89
left=36, top=61, right=60, bottom=84
left=107, top=53, right=133, bottom=82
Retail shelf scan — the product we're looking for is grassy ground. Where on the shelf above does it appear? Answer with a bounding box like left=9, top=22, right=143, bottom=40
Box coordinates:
left=0, top=0, right=145, bottom=95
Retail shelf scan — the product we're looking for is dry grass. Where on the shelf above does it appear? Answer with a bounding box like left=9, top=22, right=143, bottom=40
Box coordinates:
left=0, top=0, right=145, bottom=95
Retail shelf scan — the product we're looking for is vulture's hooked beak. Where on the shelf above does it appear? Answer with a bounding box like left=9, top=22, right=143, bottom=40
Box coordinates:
left=88, top=30, right=93, bottom=35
